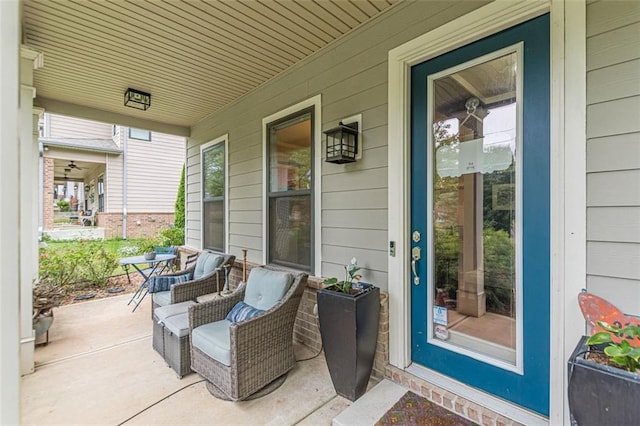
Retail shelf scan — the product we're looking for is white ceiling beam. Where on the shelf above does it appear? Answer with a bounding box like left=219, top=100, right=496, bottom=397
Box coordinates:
left=35, top=97, right=190, bottom=137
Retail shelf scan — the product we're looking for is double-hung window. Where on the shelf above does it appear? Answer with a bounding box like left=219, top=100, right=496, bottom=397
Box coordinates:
left=97, top=176, right=104, bottom=212
left=202, top=140, right=226, bottom=252
left=266, top=107, right=313, bottom=271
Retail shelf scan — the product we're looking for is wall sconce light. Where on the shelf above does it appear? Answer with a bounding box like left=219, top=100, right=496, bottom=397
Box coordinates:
left=84, top=185, right=90, bottom=193
left=124, top=88, right=151, bottom=110
left=324, top=122, right=359, bottom=164
left=73, top=183, right=78, bottom=190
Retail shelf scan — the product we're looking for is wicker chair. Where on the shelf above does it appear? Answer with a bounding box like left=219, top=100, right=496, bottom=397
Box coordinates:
left=150, top=251, right=235, bottom=365
left=151, top=252, right=236, bottom=311
left=188, top=266, right=308, bottom=400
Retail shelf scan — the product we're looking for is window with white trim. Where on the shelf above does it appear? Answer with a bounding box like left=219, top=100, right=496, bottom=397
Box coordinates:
left=202, top=141, right=225, bottom=252
left=266, top=107, right=314, bottom=271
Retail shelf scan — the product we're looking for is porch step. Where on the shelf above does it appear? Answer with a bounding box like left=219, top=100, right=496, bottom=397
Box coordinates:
left=333, top=379, right=408, bottom=426
left=44, top=227, right=105, bottom=241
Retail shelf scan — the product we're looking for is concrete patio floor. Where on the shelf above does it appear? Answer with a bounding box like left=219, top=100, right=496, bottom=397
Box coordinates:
left=21, top=293, right=360, bottom=425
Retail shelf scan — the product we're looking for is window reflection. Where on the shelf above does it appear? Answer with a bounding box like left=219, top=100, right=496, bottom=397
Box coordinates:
left=431, top=52, right=518, bottom=364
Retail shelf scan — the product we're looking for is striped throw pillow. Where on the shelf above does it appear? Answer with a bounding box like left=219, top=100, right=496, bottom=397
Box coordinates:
left=225, top=301, right=264, bottom=323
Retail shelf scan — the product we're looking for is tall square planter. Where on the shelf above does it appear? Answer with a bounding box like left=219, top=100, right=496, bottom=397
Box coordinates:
left=568, top=336, right=640, bottom=425
left=317, top=283, right=380, bottom=401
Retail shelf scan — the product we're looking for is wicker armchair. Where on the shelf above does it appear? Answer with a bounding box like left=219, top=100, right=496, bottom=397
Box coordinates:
left=188, top=266, right=308, bottom=400
left=151, top=252, right=236, bottom=311
left=150, top=251, right=235, bottom=362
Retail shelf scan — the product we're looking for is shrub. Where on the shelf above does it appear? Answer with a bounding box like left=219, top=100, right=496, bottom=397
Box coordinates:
left=39, top=240, right=118, bottom=289
left=159, top=226, right=184, bottom=247
left=57, top=200, right=70, bottom=212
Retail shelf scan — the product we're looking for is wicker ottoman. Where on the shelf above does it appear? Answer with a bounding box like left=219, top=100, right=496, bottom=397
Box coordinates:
left=152, top=314, right=165, bottom=357
left=162, top=313, right=192, bottom=378
left=152, top=301, right=196, bottom=363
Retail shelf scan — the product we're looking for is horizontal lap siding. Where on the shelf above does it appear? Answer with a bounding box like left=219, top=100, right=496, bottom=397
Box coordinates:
left=586, top=0, right=640, bottom=314
left=48, top=114, right=113, bottom=138
left=125, top=131, right=185, bottom=213
left=186, top=1, right=489, bottom=289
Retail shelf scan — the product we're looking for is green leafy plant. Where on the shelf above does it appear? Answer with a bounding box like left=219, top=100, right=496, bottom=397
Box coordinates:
left=587, top=321, right=640, bottom=372
left=137, top=237, right=161, bottom=255
left=39, top=240, right=118, bottom=289
left=56, top=200, right=70, bottom=212
left=323, top=257, right=363, bottom=294
left=159, top=226, right=184, bottom=246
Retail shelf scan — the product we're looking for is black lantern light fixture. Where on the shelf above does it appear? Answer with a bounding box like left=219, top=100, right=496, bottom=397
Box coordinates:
left=124, top=88, right=151, bottom=111
left=324, top=121, right=359, bottom=164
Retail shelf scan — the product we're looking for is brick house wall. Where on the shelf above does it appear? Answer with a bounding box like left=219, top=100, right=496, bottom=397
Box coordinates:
left=97, top=212, right=174, bottom=239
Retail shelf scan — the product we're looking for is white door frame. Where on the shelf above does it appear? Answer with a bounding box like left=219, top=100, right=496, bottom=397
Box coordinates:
left=386, top=0, right=586, bottom=423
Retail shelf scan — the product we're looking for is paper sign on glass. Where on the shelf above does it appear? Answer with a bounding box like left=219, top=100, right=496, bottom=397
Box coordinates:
left=433, top=306, right=448, bottom=326
left=436, top=137, right=514, bottom=178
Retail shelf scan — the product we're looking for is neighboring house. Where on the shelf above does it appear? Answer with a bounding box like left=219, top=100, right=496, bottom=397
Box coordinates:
left=40, top=113, right=185, bottom=239
left=3, top=1, right=639, bottom=425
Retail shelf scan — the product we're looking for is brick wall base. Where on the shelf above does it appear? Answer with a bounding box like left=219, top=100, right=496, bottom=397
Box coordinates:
left=97, top=212, right=174, bottom=239
left=175, top=249, right=523, bottom=425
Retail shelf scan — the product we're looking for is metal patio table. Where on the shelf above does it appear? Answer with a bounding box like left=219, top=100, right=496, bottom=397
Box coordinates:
left=120, top=253, right=177, bottom=312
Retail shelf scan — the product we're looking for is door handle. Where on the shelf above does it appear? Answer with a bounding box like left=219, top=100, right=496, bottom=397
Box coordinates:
left=411, top=246, right=421, bottom=285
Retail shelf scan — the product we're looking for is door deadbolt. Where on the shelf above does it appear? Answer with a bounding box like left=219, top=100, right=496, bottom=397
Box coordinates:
left=412, top=230, right=421, bottom=243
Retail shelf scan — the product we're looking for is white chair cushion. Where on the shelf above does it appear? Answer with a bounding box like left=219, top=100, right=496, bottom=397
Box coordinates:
left=152, top=291, right=171, bottom=307
left=193, top=252, right=223, bottom=280
left=163, top=313, right=189, bottom=338
left=154, top=301, right=197, bottom=323
left=192, top=320, right=232, bottom=366
left=244, top=268, right=294, bottom=311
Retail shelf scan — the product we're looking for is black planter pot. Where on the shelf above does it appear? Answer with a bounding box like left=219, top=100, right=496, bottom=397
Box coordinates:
left=317, top=283, right=380, bottom=401
left=568, top=336, right=640, bottom=426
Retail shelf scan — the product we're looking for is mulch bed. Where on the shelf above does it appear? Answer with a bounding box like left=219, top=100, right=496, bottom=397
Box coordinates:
left=61, top=273, right=143, bottom=306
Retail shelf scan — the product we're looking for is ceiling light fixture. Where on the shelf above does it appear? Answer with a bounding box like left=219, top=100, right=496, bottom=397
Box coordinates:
left=124, top=88, right=151, bottom=110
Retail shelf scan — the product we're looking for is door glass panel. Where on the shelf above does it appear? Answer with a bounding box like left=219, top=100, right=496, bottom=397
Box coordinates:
left=430, top=51, right=518, bottom=364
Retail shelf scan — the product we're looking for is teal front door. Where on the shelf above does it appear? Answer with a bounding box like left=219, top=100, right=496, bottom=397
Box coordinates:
left=410, top=15, right=550, bottom=415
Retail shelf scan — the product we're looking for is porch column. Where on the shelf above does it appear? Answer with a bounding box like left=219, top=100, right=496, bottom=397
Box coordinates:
left=19, top=45, right=44, bottom=375
left=1, top=1, right=21, bottom=422
left=456, top=106, right=487, bottom=317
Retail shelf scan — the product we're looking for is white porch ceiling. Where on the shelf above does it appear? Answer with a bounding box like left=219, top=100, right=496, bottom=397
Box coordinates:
left=22, top=0, right=399, bottom=135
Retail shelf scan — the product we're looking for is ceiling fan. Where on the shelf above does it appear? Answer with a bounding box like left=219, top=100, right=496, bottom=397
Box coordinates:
left=67, top=160, right=84, bottom=170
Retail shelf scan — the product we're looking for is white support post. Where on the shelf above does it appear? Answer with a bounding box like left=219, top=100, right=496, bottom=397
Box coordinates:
left=0, top=1, right=21, bottom=423
left=19, top=46, right=44, bottom=376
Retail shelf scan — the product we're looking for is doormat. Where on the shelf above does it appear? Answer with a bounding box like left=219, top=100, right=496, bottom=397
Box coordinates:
left=376, top=391, right=478, bottom=426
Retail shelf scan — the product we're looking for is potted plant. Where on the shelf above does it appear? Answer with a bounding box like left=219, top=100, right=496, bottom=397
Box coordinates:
left=317, top=258, right=380, bottom=401
left=568, top=321, right=640, bottom=425
left=137, top=237, right=159, bottom=260
left=32, top=277, right=66, bottom=344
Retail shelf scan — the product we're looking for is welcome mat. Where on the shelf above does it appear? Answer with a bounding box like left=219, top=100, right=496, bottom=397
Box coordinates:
left=376, top=391, right=478, bottom=426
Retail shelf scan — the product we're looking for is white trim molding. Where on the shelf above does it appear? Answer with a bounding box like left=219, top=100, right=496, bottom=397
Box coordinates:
left=550, top=1, right=587, bottom=424
left=200, top=134, right=229, bottom=252
left=261, top=95, right=322, bottom=276
left=386, top=0, right=585, bottom=423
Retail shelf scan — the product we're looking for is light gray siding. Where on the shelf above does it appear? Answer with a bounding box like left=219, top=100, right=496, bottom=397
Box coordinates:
left=586, top=0, right=640, bottom=313
left=186, top=1, right=489, bottom=289
left=125, top=131, right=184, bottom=213
left=48, top=114, right=112, bottom=138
